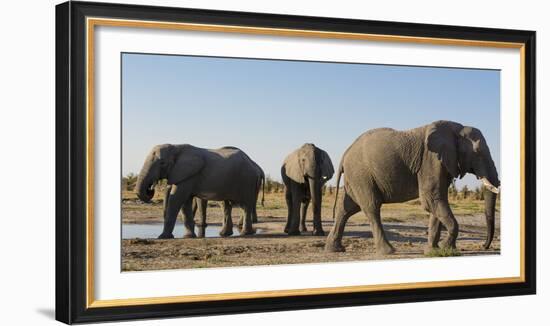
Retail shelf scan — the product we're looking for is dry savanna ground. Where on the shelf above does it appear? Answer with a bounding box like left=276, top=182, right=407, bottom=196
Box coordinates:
left=122, top=188, right=500, bottom=271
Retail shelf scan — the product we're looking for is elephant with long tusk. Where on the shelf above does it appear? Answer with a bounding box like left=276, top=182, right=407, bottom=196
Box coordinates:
left=325, top=120, right=500, bottom=255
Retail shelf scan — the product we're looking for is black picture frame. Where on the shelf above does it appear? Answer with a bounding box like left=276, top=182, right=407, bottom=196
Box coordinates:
left=56, top=1, right=536, bottom=324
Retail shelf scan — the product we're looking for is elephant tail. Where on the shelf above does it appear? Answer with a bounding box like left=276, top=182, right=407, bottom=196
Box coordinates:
left=332, top=162, right=344, bottom=220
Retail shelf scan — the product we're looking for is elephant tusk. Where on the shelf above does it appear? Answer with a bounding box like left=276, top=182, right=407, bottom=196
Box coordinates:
left=481, top=177, right=500, bottom=194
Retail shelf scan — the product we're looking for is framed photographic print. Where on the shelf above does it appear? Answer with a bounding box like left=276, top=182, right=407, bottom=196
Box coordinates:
left=55, top=1, right=536, bottom=324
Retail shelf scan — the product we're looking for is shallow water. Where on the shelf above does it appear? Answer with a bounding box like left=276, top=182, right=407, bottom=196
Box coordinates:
left=122, top=223, right=254, bottom=239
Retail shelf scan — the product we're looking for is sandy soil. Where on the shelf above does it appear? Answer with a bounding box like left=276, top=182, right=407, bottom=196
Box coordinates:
left=121, top=192, right=500, bottom=271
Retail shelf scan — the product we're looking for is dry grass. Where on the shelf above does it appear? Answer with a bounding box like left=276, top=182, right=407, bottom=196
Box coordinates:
left=121, top=189, right=500, bottom=271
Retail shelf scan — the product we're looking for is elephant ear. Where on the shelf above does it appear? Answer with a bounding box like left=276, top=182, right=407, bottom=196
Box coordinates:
left=167, top=148, right=205, bottom=184
left=284, top=149, right=305, bottom=184
left=320, top=150, right=335, bottom=180
left=425, top=122, right=460, bottom=178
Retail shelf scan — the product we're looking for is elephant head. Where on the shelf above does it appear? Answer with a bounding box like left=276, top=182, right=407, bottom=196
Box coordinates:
left=135, top=144, right=204, bottom=203
left=426, top=121, right=500, bottom=249
left=285, top=143, right=334, bottom=218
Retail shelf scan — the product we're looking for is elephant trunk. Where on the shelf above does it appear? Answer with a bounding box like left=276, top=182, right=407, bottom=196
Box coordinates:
left=135, top=162, right=157, bottom=203
left=482, top=160, right=499, bottom=250
left=483, top=189, right=497, bottom=249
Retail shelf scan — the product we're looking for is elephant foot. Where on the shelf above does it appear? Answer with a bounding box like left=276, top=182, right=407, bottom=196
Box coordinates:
left=240, top=227, right=256, bottom=236
left=197, top=227, right=206, bottom=238
left=183, top=232, right=197, bottom=239
left=312, top=229, right=325, bottom=236
left=157, top=233, right=174, bottom=239
left=300, top=225, right=308, bottom=233
left=325, top=240, right=345, bottom=252
left=287, top=229, right=301, bottom=236
left=376, top=242, right=395, bottom=255
left=219, top=228, right=234, bottom=237
left=441, top=238, right=457, bottom=250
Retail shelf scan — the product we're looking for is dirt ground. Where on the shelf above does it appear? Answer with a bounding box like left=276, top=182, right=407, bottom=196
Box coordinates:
left=121, top=191, right=500, bottom=271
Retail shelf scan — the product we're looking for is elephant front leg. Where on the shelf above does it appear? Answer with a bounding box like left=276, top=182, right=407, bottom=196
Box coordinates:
left=219, top=200, right=234, bottom=237
left=311, top=200, right=325, bottom=237
left=433, top=200, right=459, bottom=249
left=159, top=184, right=189, bottom=239
left=300, top=200, right=309, bottom=233
left=287, top=198, right=302, bottom=235
left=286, top=183, right=303, bottom=235
left=325, top=193, right=360, bottom=252
left=424, top=213, right=443, bottom=254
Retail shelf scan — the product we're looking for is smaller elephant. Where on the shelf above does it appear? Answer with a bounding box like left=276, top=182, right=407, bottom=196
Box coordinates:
left=281, top=143, right=334, bottom=236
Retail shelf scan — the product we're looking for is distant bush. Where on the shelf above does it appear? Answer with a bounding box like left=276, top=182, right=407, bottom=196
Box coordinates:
left=448, top=182, right=458, bottom=200
left=460, top=185, right=470, bottom=200
left=473, top=186, right=484, bottom=200
left=448, top=182, right=488, bottom=201
left=122, top=173, right=138, bottom=191
left=265, top=175, right=284, bottom=194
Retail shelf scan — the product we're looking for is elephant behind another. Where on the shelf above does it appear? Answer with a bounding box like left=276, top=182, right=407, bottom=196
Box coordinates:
left=281, top=143, right=334, bottom=236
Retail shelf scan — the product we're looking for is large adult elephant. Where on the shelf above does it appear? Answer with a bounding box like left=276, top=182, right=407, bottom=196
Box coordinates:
left=135, top=144, right=262, bottom=238
left=281, top=143, right=335, bottom=236
left=325, top=121, right=500, bottom=255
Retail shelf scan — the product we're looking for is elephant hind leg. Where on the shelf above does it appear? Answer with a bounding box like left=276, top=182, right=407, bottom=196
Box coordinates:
left=240, top=205, right=256, bottom=236
left=181, top=198, right=197, bottom=238
left=219, top=200, right=234, bottom=237
left=195, top=198, right=208, bottom=238
left=325, top=193, right=360, bottom=252
left=364, top=204, right=395, bottom=255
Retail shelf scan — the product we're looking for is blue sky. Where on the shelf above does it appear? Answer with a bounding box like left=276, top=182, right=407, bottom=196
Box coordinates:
left=122, top=53, right=500, bottom=188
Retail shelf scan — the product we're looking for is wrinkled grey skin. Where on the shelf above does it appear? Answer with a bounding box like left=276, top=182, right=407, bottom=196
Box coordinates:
left=281, top=143, right=335, bottom=236
left=159, top=155, right=265, bottom=237
left=325, top=121, right=500, bottom=255
left=135, top=144, right=263, bottom=238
